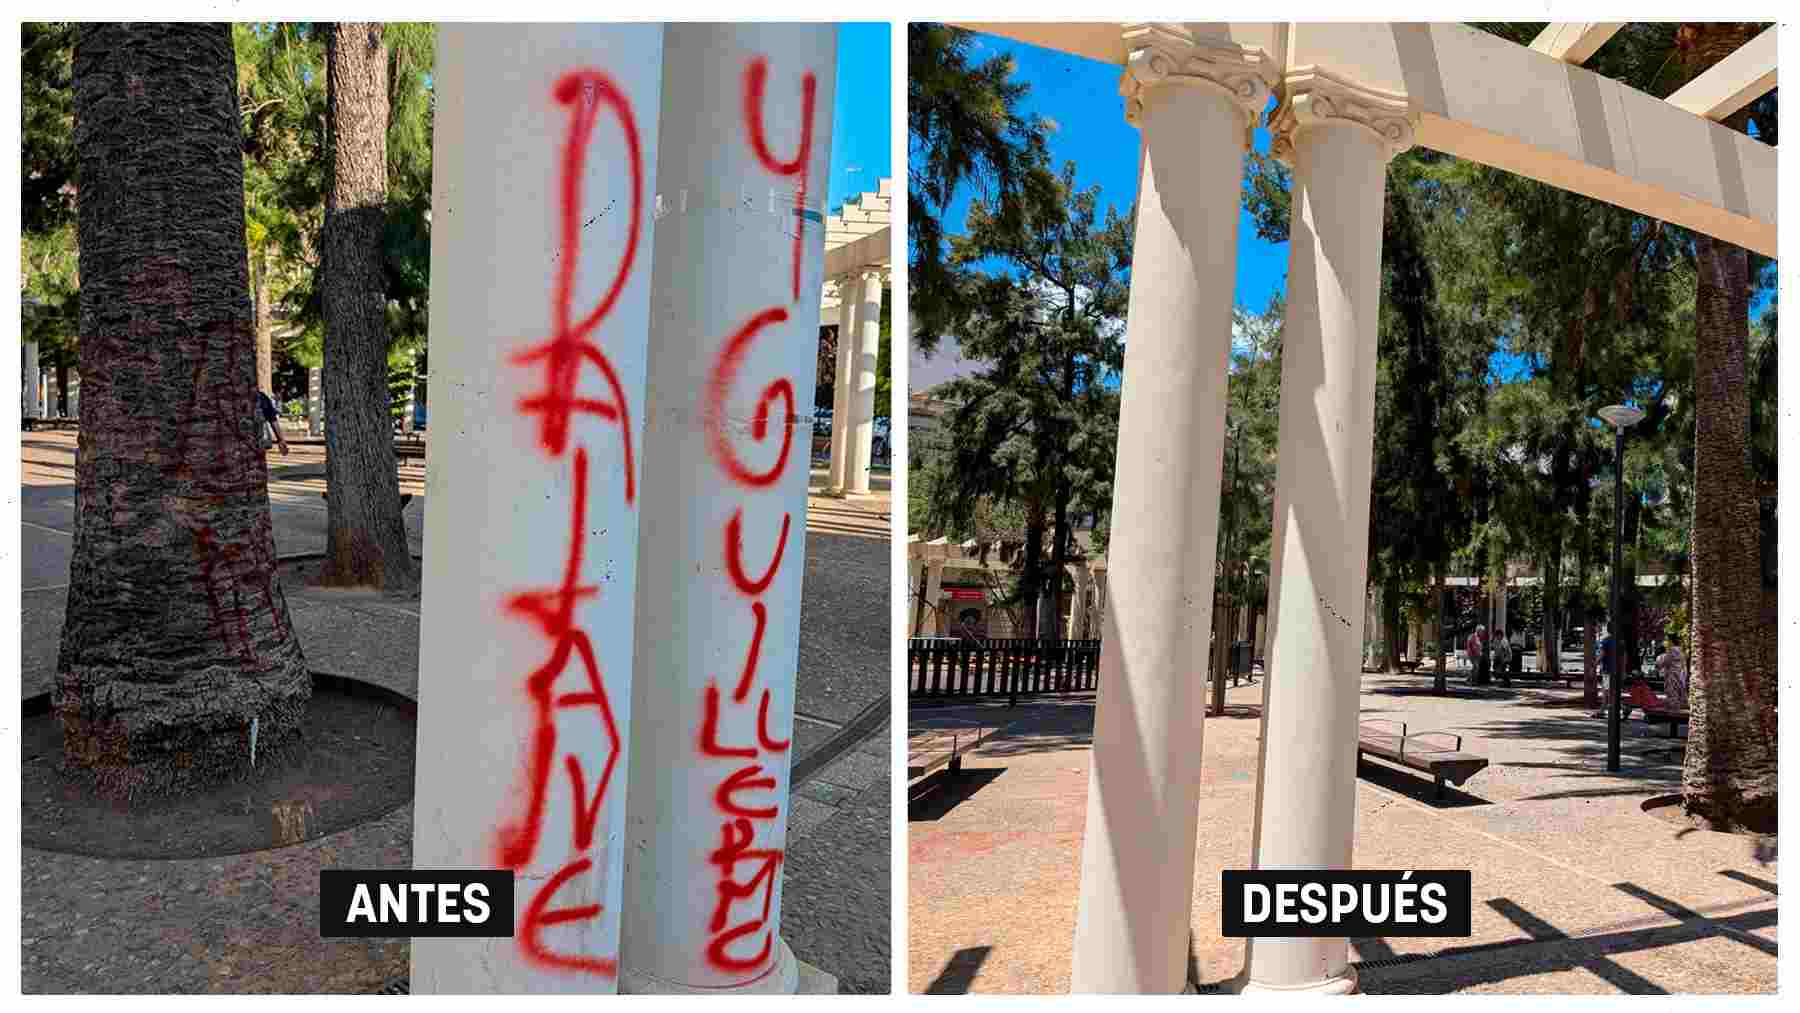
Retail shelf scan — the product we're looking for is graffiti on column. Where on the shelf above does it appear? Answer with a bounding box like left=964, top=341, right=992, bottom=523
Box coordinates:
left=489, top=68, right=641, bottom=978
left=742, top=57, right=815, bottom=303
left=693, top=55, right=815, bottom=977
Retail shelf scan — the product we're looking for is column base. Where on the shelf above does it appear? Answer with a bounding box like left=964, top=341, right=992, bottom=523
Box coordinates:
left=619, top=937, right=835, bottom=994
left=1229, top=964, right=1359, bottom=994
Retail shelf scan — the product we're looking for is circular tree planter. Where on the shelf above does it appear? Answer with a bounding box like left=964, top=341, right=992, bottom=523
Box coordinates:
left=22, top=672, right=415, bottom=859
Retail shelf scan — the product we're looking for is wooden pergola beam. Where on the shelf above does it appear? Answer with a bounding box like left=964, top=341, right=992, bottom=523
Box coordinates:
left=1529, top=22, right=1625, bottom=65
left=1665, top=25, right=1777, bottom=121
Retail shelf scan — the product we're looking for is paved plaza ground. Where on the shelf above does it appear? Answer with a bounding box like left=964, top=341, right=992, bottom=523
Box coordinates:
left=909, top=674, right=1777, bottom=994
left=19, top=430, right=892, bottom=993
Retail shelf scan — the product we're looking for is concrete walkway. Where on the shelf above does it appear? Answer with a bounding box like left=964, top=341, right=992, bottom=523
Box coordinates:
left=20, top=431, right=891, bottom=993
left=908, top=674, right=1776, bottom=994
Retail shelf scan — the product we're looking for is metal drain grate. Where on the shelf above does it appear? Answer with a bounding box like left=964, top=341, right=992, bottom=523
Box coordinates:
left=376, top=977, right=409, bottom=995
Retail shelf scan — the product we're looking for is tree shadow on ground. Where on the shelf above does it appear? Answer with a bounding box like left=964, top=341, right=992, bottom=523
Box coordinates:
left=909, top=767, right=1007, bottom=822
left=1355, top=888, right=1776, bottom=994
left=921, top=945, right=992, bottom=994
left=1469, top=712, right=1686, bottom=793
left=910, top=696, right=1100, bottom=761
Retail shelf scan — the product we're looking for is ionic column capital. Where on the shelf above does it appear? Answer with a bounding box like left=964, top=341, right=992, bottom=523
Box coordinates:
left=1269, top=67, right=1415, bottom=165
left=1118, top=23, right=1274, bottom=150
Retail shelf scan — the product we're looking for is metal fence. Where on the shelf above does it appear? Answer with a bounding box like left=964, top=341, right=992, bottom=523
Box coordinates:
left=907, top=637, right=1102, bottom=699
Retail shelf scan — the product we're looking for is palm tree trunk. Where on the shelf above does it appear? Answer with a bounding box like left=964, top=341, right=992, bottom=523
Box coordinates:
left=254, top=247, right=273, bottom=395
left=1684, top=231, right=1777, bottom=831
left=60, top=22, right=309, bottom=799
left=321, top=22, right=416, bottom=591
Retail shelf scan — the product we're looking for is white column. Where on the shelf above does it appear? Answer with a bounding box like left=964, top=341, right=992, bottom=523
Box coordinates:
left=1070, top=566, right=1094, bottom=639
left=621, top=23, right=836, bottom=995
left=411, top=23, right=663, bottom=994
left=1069, top=25, right=1271, bottom=994
left=827, top=280, right=856, bottom=493
left=924, top=560, right=945, bottom=636
left=22, top=342, right=40, bottom=418
left=402, top=347, right=419, bottom=434
left=907, top=558, right=925, bottom=634
left=1236, top=71, right=1412, bottom=996
left=306, top=367, right=323, bottom=437
left=845, top=269, right=883, bottom=494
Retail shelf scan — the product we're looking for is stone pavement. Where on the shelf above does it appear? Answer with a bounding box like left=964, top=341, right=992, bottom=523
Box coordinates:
left=908, top=675, right=1776, bottom=995
left=19, top=431, right=890, bottom=993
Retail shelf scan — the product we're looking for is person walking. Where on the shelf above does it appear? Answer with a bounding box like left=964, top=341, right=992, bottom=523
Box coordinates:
left=255, top=389, right=290, bottom=457
left=1593, top=626, right=1616, bottom=718
left=1509, top=626, right=1526, bottom=680
left=1466, top=625, right=1487, bottom=686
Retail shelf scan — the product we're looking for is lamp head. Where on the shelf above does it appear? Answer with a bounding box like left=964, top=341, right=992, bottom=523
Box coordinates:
left=1597, top=404, right=1645, bottom=430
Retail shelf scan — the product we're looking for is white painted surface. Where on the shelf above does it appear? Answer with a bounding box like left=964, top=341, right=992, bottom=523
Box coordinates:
left=1238, top=105, right=1392, bottom=997
left=846, top=269, right=882, bottom=494
left=1528, top=22, right=1623, bottom=65
left=620, top=22, right=836, bottom=994
left=1069, top=78, right=1243, bottom=994
left=828, top=277, right=856, bottom=491
left=23, top=342, right=40, bottom=418
left=411, top=22, right=663, bottom=994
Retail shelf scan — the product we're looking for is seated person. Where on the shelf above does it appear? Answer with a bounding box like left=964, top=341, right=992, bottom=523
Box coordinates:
left=1626, top=679, right=1681, bottom=715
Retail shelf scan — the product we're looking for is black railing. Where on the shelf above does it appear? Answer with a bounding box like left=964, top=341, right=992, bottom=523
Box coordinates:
left=907, top=637, right=1102, bottom=699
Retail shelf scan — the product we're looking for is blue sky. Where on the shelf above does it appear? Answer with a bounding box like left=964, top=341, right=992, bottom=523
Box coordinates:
left=933, top=35, right=1289, bottom=317
left=826, top=22, right=892, bottom=211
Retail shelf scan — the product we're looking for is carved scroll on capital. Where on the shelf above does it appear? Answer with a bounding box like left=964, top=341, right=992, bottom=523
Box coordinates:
left=1117, top=23, right=1273, bottom=149
left=1268, top=67, right=1416, bottom=165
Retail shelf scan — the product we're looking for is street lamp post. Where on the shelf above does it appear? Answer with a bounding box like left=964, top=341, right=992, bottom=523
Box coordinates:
left=1597, top=404, right=1644, bottom=773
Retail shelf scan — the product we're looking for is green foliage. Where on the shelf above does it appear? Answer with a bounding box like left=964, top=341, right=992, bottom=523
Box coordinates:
left=22, top=22, right=77, bottom=236
left=908, top=23, right=1057, bottom=344
left=911, top=147, right=1131, bottom=614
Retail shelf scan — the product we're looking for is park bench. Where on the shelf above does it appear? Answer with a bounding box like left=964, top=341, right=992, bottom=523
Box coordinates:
left=1396, top=659, right=1423, bottom=673
left=1356, top=719, right=1489, bottom=799
left=1626, top=682, right=1689, bottom=738
left=22, top=416, right=77, bottom=432
left=907, top=717, right=997, bottom=780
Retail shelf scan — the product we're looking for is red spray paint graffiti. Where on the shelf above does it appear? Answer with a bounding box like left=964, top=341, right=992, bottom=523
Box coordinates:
left=693, top=55, right=818, bottom=976
left=743, top=58, right=816, bottom=304
left=491, top=67, right=641, bottom=978
left=510, top=69, right=643, bottom=503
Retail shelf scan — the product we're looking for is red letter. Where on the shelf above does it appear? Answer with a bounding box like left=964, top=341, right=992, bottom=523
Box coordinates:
left=743, top=57, right=816, bottom=303
left=700, top=683, right=756, bottom=759
left=757, top=690, right=790, bottom=753
left=715, top=765, right=779, bottom=819
left=518, top=857, right=617, bottom=977
left=706, top=308, right=796, bottom=489
left=725, top=510, right=791, bottom=597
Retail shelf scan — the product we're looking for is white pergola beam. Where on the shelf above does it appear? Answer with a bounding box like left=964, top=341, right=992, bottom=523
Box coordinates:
left=1665, top=25, right=1777, bottom=121
left=1529, top=22, right=1624, bottom=65
left=951, top=22, right=1776, bottom=257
